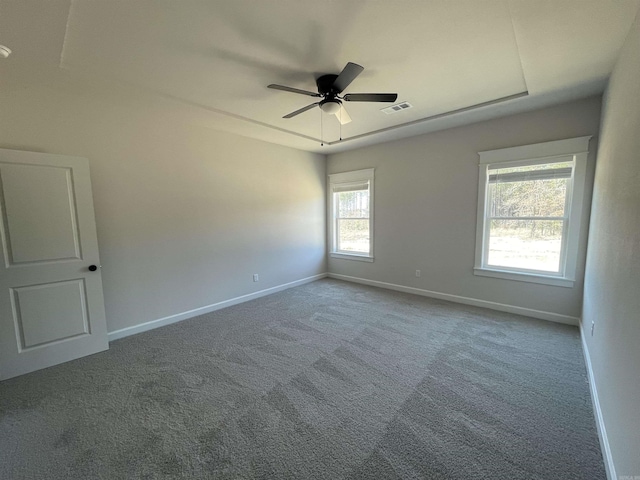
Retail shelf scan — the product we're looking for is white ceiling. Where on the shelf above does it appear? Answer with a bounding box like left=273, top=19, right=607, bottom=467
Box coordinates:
left=1, top=0, right=638, bottom=154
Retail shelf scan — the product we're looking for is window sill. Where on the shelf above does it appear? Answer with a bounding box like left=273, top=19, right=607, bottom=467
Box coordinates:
left=330, top=252, right=374, bottom=263
left=473, top=267, right=575, bottom=288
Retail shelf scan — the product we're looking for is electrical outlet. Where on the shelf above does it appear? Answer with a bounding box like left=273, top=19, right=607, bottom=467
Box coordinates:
left=591, top=321, right=595, bottom=336
left=253, top=274, right=259, bottom=282
left=415, top=270, right=421, bottom=278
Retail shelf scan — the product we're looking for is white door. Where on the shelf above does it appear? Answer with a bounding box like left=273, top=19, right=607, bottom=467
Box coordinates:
left=0, top=149, right=108, bottom=381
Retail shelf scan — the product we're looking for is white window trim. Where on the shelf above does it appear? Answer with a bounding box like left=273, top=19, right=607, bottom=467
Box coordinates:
left=474, top=136, right=591, bottom=288
left=328, top=168, right=374, bottom=262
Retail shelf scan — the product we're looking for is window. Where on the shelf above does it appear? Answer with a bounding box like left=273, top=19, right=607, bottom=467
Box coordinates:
left=328, top=168, right=374, bottom=262
left=474, top=137, right=591, bottom=287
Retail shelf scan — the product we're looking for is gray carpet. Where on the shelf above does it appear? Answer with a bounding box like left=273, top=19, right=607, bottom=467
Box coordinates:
left=0, top=279, right=604, bottom=479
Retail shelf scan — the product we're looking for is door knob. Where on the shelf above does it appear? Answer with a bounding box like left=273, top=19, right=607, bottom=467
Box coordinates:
left=88, top=265, right=99, bottom=272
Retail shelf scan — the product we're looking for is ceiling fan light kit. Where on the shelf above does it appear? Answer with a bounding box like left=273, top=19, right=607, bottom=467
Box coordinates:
left=268, top=62, right=398, bottom=141
left=320, top=100, right=341, bottom=114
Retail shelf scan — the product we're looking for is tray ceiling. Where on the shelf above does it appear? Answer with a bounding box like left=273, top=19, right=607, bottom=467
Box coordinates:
left=1, top=0, right=638, bottom=153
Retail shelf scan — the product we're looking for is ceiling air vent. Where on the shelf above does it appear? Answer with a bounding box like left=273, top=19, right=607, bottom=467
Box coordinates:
left=381, top=102, right=413, bottom=114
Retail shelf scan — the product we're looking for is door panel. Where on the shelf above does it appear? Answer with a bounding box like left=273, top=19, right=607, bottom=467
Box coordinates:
left=0, top=163, right=81, bottom=265
left=12, top=279, right=89, bottom=350
left=0, top=149, right=108, bottom=380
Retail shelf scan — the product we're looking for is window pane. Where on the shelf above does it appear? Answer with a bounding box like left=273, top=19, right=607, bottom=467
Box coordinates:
left=488, top=177, right=568, bottom=218
left=487, top=219, right=564, bottom=272
left=337, top=190, right=369, bottom=218
left=337, top=219, right=370, bottom=253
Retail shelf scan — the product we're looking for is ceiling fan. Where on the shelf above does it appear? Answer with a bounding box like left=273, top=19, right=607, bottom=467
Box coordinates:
left=268, top=62, right=398, bottom=125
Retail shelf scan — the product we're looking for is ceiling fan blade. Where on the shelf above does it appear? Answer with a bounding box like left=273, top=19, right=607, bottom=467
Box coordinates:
left=283, top=102, right=320, bottom=119
left=334, top=104, right=352, bottom=125
left=343, top=93, right=398, bottom=102
left=332, top=62, right=364, bottom=93
left=268, top=84, right=321, bottom=97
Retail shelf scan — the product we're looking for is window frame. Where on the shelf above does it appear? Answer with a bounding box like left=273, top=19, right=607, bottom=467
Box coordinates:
left=328, top=168, right=374, bottom=262
left=474, top=136, right=591, bottom=287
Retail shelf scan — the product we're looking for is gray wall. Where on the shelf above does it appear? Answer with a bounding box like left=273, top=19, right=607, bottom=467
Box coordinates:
left=0, top=86, right=326, bottom=333
left=583, top=13, right=640, bottom=478
left=328, top=96, right=602, bottom=320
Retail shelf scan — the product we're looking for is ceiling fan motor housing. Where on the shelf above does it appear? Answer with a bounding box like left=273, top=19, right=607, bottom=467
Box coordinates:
left=316, top=74, right=340, bottom=96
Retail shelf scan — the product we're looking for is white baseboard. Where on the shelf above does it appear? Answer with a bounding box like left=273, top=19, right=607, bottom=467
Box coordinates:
left=327, top=273, right=579, bottom=326
left=108, top=273, right=328, bottom=342
left=580, top=323, right=616, bottom=480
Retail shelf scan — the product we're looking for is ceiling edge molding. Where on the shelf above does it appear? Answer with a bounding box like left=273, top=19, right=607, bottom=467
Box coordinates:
left=53, top=60, right=530, bottom=149
left=154, top=91, right=322, bottom=143
left=507, top=0, right=530, bottom=93
left=55, top=63, right=323, bottom=144
left=162, top=89, right=530, bottom=147
left=58, top=0, right=76, bottom=68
